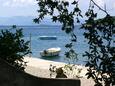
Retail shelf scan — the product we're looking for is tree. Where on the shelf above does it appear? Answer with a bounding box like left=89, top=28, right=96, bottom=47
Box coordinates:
left=82, top=1, right=115, bottom=85
left=0, top=26, right=30, bottom=71
left=34, top=0, right=115, bottom=85
left=34, top=0, right=81, bottom=63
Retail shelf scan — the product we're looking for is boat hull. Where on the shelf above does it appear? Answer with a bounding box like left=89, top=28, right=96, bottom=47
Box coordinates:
left=39, top=36, right=57, bottom=40
left=40, top=48, right=61, bottom=57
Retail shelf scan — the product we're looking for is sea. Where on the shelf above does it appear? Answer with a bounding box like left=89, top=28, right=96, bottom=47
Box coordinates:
left=0, top=25, right=89, bottom=65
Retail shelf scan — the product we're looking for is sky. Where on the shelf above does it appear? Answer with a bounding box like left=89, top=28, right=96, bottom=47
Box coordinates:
left=0, top=0, right=38, bottom=17
left=0, top=0, right=115, bottom=17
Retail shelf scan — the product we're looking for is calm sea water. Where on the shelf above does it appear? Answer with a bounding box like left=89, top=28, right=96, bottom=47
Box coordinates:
left=0, top=25, right=88, bottom=65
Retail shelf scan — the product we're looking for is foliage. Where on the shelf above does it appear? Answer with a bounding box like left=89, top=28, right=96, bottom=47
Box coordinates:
left=34, top=0, right=115, bottom=85
left=34, top=0, right=82, bottom=33
left=49, top=64, right=82, bottom=78
left=81, top=1, right=115, bottom=86
left=0, top=26, right=30, bottom=71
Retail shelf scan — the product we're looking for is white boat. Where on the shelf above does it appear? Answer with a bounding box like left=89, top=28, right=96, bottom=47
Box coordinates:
left=40, top=47, right=61, bottom=57
left=39, top=36, right=57, bottom=40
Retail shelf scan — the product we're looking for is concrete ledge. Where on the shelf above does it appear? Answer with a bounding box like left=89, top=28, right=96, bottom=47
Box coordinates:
left=0, top=59, right=80, bottom=86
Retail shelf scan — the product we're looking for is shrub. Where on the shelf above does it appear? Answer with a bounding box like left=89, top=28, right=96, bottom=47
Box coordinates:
left=0, top=26, right=30, bottom=71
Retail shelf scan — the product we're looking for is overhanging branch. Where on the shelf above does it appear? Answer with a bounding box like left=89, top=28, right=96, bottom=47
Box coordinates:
left=91, top=0, right=109, bottom=15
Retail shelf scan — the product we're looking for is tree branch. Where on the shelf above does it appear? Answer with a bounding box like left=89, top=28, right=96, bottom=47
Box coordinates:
left=91, top=0, right=109, bottom=15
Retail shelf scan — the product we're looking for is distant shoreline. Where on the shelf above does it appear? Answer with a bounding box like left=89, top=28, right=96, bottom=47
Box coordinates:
left=0, top=24, right=81, bottom=27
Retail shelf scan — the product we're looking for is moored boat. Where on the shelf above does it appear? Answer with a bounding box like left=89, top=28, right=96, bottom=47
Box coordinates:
left=39, top=36, right=57, bottom=40
left=40, top=47, right=61, bottom=57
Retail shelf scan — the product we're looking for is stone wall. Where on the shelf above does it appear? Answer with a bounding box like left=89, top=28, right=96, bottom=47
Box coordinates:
left=0, top=59, right=80, bottom=86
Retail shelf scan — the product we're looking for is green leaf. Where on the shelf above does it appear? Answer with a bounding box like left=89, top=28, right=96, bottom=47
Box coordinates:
left=52, top=16, right=57, bottom=22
